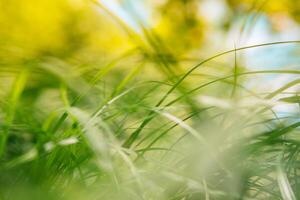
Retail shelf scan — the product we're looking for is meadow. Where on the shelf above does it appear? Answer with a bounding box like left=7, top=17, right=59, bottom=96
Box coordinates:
left=1, top=0, right=300, bottom=199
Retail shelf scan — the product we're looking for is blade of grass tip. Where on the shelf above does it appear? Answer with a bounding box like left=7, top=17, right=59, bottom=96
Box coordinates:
left=231, top=44, right=238, bottom=98
left=265, top=79, right=300, bottom=99
left=123, top=41, right=300, bottom=148
left=252, top=78, right=300, bottom=116
left=152, top=109, right=206, bottom=144
left=138, top=108, right=212, bottom=157
left=111, top=62, right=145, bottom=97
left=267, top=121, right=300, bottom=140
left=89, top=92, right=133, bottom=126
left=0, top=69, right=28, bottom=158
left=279, top=95, right=300, bottom=103
left=160, top=112, right=229, bottom=160
left=134, top=110, right=198, bottom=148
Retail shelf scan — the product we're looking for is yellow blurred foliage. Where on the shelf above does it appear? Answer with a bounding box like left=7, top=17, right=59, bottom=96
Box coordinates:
left=153, top=0, right=204, bottom=54
left=0, top=0, right=133, bottom=62
left=227, top=0, right=300, bottom=22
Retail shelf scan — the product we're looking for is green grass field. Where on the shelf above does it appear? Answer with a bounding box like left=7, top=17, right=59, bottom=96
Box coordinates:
left=1, top=0, right=300, bottom=199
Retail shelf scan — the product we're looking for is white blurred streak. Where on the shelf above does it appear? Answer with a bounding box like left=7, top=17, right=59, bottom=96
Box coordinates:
left=44, top=137, right=79, bottom=152
left=5, top=148, right=38, bottom=168
left=69, top=107, right=113, bottom=171
left=198, top=95, right=280, bottom=110
left=156, top=110, right=206, bottom=143
left=277, top=167, right=296, bottom=200
left=58, top=137, right=79, bottom=146
left=44, top=142, right=55, bottom=152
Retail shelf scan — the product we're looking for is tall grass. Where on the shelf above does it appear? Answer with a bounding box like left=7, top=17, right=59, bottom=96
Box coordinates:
left=1, top=1, right=300, bottom=200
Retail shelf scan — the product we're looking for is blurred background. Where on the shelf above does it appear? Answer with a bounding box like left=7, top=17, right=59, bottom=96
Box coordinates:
left=0, top=0, right=299, bottom=125
left=1, top=0, right=300, bottom=95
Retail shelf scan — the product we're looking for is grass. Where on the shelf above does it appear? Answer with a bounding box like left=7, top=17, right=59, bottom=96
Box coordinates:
left=1, top=1, right=300, bottom=200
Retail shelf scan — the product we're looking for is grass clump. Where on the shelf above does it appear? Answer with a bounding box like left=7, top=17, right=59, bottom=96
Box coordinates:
left=1, top=1, right=300, bottom=200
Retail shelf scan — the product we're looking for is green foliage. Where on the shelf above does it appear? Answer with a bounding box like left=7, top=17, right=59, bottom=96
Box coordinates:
left=1, top=0, right=300, bottom=200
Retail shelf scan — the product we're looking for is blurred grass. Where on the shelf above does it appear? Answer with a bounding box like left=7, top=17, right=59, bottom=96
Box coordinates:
left=1, top=0, right=300, bottom=200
